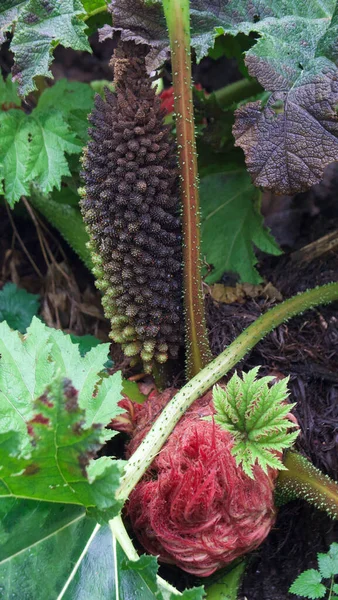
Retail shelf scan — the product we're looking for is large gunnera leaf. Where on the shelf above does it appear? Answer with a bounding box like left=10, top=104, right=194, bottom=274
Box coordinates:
left=0, top=317, right=122, bottom=448
left=233, top=60, right=338, bottom=194
left=0, top=510, right=205, bottom=599
left=0, top=0, right=91, bottom=96
left=0, top=376, right=124, bottom=516
left=108, top=0, right=338, bottom=194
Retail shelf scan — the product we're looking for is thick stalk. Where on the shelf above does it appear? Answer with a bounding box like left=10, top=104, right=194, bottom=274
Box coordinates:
left=116, top=282, right=338, bottom=503
left=162, top=0, right=212, bottom=379
left=276, top=451, right=338, bottom=518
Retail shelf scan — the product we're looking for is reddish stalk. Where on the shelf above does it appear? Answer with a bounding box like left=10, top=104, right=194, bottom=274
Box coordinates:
left=162, top=0, right=212, bottom=379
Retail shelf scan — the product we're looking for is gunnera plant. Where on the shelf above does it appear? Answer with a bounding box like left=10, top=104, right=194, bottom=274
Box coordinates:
left=80, top=41, right=183, bottom=373
left=112, top=370, right=298, bottom=576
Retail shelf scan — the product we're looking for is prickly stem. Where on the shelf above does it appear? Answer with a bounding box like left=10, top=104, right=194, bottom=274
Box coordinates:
left=162, top=0, right=212, bottom=380
left=276, top=451, right=338, bottom=519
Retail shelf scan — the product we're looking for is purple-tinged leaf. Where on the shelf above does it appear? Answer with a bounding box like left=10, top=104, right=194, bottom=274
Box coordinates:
left=233, top=59, right=338, bottom=194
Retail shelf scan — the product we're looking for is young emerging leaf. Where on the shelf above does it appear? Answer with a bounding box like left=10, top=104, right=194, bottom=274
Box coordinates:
left=213, top=367, right=299, bottom=478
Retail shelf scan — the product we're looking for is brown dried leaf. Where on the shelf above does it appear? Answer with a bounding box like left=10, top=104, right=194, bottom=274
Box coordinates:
left=209, top=282, right=282, bottom=304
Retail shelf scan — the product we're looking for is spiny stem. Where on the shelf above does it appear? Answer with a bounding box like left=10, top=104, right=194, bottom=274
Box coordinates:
left=116, top=282, right=338, bottom=503
left=276, top=451, right=338, bottom=519
left=162, top=0, right=212, bottom=379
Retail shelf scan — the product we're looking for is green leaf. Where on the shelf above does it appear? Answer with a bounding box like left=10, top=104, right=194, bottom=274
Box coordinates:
left=0, top=507, right=204, bottom=600
left=0, top=104, right=82, bottom=206
left=0, top=317, right=119, bottom=447
left=109, top=0, right=338, bottom=194
left=37, top=79, right=95, bottom=142
left=0, top=1, right=28, bottom=45
left=213, top=368, right=298, bottom=478
left=318, top=542, right=338, bottom=578
left=289, top=569, right=326, bottom=599
left=70, top=333, right=102, bottom=356
left=200, top=168, right=281, bottom=284
left=188, top=2, right=337, bottom=69
left=62, top=525, right=205, bottom=599
left=11, top=0, right=91, bottom=96
left=0, top=78, right=94, bottom=206
left=0, top=319, right=53, bottom=445
left=29, top=185, right=93, bottom=270
left=81, top=0, right=107, bottom=15
left=0, top=109, right=31, bottom=202
left=24, top=110, right=81, bottom=193
left=0, top=282, right=39, bottom=333
left=118, top=551, right=204, bottom=600
left=84, top=372, right=122, bottom=430
left=0, top=498, right=98, bottom=599
left=0, top=74, right=21, bottom=109
left=122, top=379, right=147, bottom=404
left=0, top=376, right=124, bottom=515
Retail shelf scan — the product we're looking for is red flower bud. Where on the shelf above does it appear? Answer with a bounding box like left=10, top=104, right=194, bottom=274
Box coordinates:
left=160, top=84, right=206, bottom=115
left=120, top=389, right=278, bottom=577
left=159, top=87, right=175, bottom=114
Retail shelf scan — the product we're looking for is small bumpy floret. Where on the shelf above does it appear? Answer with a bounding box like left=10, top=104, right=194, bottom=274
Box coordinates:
left=80, top=42, right=183, bottom=371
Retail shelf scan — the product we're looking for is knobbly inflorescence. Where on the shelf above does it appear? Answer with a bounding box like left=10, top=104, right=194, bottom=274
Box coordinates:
left=80, top=42, right=183, bottom=372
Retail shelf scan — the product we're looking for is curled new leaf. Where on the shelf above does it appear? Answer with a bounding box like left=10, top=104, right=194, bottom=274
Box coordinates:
left=213, top=367, right=299, bottom=478
left=118, top=387, right=278, bottom=576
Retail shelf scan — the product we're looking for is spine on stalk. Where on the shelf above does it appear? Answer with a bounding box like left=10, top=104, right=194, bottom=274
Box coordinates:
left=162, top=0, right=212, bottom=379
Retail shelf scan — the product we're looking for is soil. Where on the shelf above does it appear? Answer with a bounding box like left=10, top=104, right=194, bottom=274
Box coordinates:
left=1, top=33, right=338, bottom=600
